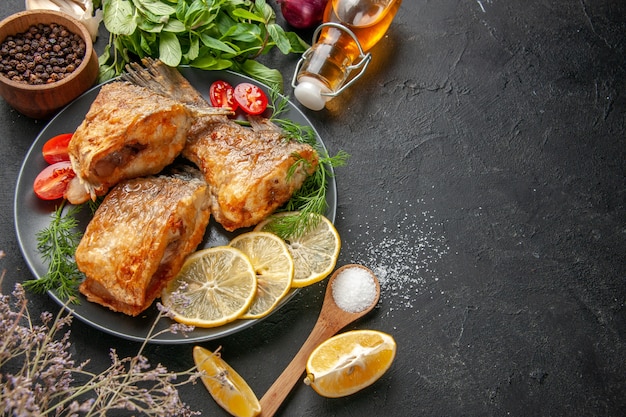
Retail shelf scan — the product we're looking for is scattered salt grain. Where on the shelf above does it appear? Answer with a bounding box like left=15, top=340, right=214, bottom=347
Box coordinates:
left=332, top=266, right=377, bottom=313
left=343, top=197, right=450, bottom=315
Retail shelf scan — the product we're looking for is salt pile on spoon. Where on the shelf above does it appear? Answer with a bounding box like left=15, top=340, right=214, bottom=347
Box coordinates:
left=332, top=266, right=378, bottom=313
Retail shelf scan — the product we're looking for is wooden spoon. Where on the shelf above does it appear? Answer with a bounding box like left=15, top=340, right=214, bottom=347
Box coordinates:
left=259, top=264, right=381, bottom=417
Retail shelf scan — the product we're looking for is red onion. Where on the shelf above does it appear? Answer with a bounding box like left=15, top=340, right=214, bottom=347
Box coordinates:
left=278, top=0, right=329, bottom=29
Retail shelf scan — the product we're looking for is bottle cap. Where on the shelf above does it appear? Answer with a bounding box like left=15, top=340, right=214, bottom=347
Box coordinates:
left=294, top=76, right=332, bottom=111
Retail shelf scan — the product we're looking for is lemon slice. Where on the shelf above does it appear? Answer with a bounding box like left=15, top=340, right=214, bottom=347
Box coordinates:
left=162, top=246, right=256, bottom=328
left=304, top=330, right=397, bottom=398
left=254, top=212, right=340, bottom=287
left=193, top=346, right=261, bottom=417
left=229, top=232, right=294, bottom=319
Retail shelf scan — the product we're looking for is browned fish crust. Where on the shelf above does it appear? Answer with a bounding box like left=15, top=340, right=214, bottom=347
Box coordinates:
left=76, top=166, right=210, bottom=316
left=183, top=115, right=319, bottom=231
left=65, top=81, right=193, bottom=204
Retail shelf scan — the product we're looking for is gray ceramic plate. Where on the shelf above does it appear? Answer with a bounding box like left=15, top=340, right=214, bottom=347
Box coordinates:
left=14, top=68, right=336, bottom=344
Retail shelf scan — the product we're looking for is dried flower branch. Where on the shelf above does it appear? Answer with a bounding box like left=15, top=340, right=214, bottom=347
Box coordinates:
left=0, top=277, right=201, bottom=416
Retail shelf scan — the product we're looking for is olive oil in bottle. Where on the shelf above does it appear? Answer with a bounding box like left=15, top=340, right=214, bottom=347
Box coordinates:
left=293, top=0, right=403, bottom=110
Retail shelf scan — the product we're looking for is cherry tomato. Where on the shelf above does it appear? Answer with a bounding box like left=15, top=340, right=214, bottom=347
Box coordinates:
left=42, top=133, right=73, bottom=164
left=234, top=82, right=268, bottom=115
left=209, top=80, right=238, bottom=111
left=33, top=161, right=76, bottom=200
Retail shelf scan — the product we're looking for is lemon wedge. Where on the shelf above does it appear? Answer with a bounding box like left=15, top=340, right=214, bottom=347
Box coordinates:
left=304, top=330, right=397, bottom=398
left=193, top=346, right=261, bottom=417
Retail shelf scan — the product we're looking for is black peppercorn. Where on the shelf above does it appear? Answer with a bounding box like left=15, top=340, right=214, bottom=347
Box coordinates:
left=0, top=22, right=86, bottom=85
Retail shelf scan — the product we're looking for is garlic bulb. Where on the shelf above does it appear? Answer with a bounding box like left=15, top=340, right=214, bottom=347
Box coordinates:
left=25, top=0, right=103, bottom=42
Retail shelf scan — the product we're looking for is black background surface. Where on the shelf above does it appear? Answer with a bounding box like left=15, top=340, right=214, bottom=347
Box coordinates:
left=1, top=1, right=625, bottom=415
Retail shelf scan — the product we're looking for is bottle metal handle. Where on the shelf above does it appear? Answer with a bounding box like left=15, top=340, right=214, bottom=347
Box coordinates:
left=291, top=22, right=372, bottom=98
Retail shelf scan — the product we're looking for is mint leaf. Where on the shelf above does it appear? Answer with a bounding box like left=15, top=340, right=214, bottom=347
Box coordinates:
left=103, top=0, right=137, bottom=35
left=136, top=0, right=176, bottom=17
left=198, top=34, right=237, bottom=54
left=159, top=31, right=182, bottom=66
left=267, top=23, right=291, bottom=55
left=239, top=59, right=282, bottom=92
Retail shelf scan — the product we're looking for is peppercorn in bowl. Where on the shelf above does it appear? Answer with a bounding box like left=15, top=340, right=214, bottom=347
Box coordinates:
left=0, top=10, right=98, bottom=119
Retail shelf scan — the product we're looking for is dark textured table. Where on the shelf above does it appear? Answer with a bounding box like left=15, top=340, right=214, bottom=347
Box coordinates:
left=1, top=1, right=625, bottom=416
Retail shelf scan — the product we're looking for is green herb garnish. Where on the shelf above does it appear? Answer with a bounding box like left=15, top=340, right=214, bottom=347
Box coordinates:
left=270, top=150, right=349, bottom=239
left=24, top=202, right=84, bottom=301
left=268, top=90, right=316, bottom=143
left=268, top=89, right=350, bottom=239
left=99, top=0, right=309, bottom=89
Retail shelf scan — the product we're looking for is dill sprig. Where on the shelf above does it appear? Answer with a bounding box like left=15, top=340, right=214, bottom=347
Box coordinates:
left=268, top=89, right=350, bottom=239
left=269, top=90, right=317, bottom=145
left=86, top=196, right=103, bottom=215
left=24, top=202, right=84, bottom=301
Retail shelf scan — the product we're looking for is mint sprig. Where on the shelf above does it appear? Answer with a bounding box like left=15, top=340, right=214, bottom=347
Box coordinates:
left=99, top=0, right=309, bottom=89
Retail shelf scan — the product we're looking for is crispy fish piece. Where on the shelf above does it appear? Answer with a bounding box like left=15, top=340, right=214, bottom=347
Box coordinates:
left=183, top=115, right=319, bottom=231
left=122, top=58, right=320, bottom=231
left=76, top=166, right=210, bottom=316
left=64, top=81, right=193, bottom=204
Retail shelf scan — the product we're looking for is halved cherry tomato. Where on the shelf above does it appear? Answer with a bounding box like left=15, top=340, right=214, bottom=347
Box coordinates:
left=33, top=161, right=76, bottom=200
left=42, top=133, right=73, bottom=164
left=233, top=82, right=268, bottom=115
left=209, top=80, right=238, bottom=111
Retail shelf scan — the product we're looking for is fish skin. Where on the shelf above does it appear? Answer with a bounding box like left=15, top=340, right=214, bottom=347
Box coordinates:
left=65, top=81, right=193, bottom=204
left=183, top=114, right=319, bottom=231
left=76, top=166, right=210, bottom=316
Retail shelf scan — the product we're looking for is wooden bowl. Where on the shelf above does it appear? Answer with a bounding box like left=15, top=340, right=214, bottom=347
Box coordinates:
left=0, top=10, right=99, bottom=119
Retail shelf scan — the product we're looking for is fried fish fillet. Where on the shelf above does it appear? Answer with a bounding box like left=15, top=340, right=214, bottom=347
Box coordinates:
left=76, top=166, right=210, bottom=316
left=118, top=58, right=320, bottom=231
left=183, top=115, right=319, bottom=231
left=64, top=81, right=193, bottom=204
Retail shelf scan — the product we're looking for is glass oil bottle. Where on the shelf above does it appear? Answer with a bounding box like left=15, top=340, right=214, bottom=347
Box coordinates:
left=293, top=0, right=403, bottom=110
